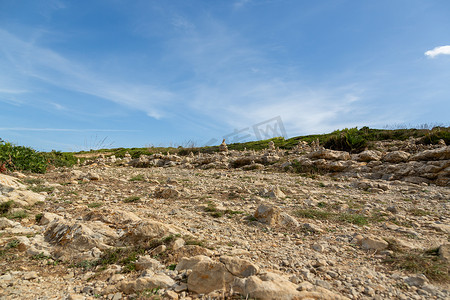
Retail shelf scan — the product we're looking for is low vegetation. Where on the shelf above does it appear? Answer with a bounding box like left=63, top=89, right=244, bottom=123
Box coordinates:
left=67, top=126, right=450, bottom=159
left=295, top=208, right=369, bottom=226
left=123, top=196, right=141, bottom=203
left=384, top=245, right=449, bottom=283
left=2, top=126, right=447, bottom=174
left=0, top=140, right=77, bottom=173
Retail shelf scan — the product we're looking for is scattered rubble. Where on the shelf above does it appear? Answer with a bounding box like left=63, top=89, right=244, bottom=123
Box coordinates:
left=0, top=139, right=449, bottom=299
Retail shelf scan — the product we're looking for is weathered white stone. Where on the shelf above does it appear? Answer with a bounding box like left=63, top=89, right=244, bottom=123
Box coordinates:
left=254, top=204, right=279, bottom=225
left=438, top=244, right=450, bottom=262
left=383, top=151, right=410, bottom=163
left=219, top=255, right=259, bottom=277
left=135, top=255, right=164, bottom=271
left=187, top=259, right=234, bottom=294
left=361, top=236, right=388, bottom=251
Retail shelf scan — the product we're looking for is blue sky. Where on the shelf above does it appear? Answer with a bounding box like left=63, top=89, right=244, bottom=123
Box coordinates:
left=1, top=0, right=449, bottom=151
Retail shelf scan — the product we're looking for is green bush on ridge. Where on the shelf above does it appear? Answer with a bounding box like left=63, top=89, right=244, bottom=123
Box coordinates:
left=0, top=140, right=77, bottom=173
left=0, top=140, right=48, bottom=173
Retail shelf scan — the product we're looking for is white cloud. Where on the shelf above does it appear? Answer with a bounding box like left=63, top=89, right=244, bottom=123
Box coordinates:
left=425, top=45, right=450, bottom=58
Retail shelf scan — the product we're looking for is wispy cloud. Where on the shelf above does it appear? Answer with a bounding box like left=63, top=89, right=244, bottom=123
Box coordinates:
left=0, top=29, right=175, bottom=118
left=234, top=0, right=252, bottom=9
left=425, top=45, right=450, bottom=58
left=0, top=88, right=29, bottom=94
left=0, top=128, right=141, bottom=132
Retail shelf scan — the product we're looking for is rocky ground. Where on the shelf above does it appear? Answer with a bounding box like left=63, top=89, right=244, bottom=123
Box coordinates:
left=0, top=141, right=449, bottom=299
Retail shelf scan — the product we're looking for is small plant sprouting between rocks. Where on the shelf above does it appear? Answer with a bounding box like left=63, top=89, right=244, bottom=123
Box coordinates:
left=0, top=200, right=14, bottom=215
left=6, top=239, right=19, bottom=249
left=35, top=213, right=43, bottom=223
left=409, top=208, right=430, bottom=216
left=129, top=174, right=145, bottom=182
left=87, top=202, right=103, bottom=208
left=204, top=201, right=244, bottom=218
left=30, top=185, right=55, bottom=194
left=383, top=245, right=449, bottom=283
left=295, top=208, right=369, bottom=226
left=123, top=196, right=141, bottom=203
left=9, top=210, right=28, bottom=220
left=23, top=178, right=44, bottom=185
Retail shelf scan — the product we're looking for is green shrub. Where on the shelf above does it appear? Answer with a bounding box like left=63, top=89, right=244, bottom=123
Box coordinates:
left=324, top=127, right=368, bottom=153
left=384, top=247, right=449, bottom=283
left=420, top=127, right=450, bottom=145
left=123, top=196, right=140, bottom=203
left=129, top=174, right=145, bottom=182
left=30, top=185, right=55, bottom=193
left=0, top=200, right=14, bottom=215
left=35, top=213, right=43, bottom=223
left=8, top=210, right=28, bottom=220
left=0, top=141, right=47, bottom=173
left=42, top=151, right=78, bottom=168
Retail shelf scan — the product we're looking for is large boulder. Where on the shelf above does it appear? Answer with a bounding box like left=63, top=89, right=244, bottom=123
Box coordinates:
left=0, top=174, right=25, bottom=193
left=154, top=185, right=179, bottom=198
left=83, top=208, right=141, bottom=225
left=254, top=204, right=280, bottom=226
left=119, top=272, right=175, bottom=293
left=4, top=190, right=46, bottom=207
left=219, top=255, right=259, bottom=277
left=360, top=236, right=388, bottom=251
left=176, top=255, right=212, bottom=271
left=233, top=272, right=348, bottom=300
left=122, top=220, right=182, bottom=243
left=355, top=150, right=382, bottom=162
left=438, top=244, right=450, bottom=262
left=383, top=151, right=410, bottom=163
left=411, top=146, right=450, bottom=161
left=44, top=219, right=119, bottom=260
left=308, top=150, right=351, bottom=161
left=187, top=259, right=234, bottom=294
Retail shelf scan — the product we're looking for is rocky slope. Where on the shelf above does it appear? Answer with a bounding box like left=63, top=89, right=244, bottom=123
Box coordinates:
left=0, top=141, right=449, bottom=299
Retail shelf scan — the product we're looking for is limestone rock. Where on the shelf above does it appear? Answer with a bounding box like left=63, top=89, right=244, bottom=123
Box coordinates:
left=122, top=220, right=182, bottom=243
left=219, top=255, right=259, bottom=277
left=119, top=273, right=175, bottom=293
left=154, top=185, right=179, bottom=198
left=44, top=219, right=119, bottom=259
left=404, top=274, right=428, bottom=287
left=0, top=217, right=17, bottom=230
left=267, top=186, right=285, bottom=199
left=411, top=146, right=450, bottom=161
left=219, top=139, right=228, bottom=152
left=86, top=172, right=101, bottom=181
left=83, top=208, right=141, bottom=225
left=6, top=190, right=45, bottom=207
left=383, top=151, right=410, bottom=163
left=254, top=204, right=280, bottom=225
left=233, top=272, right=348, bottom=300
left=279, top=212, right=299, bottom=227
left=39, top=212, right=63, bottom=226
left=0, top=174, right=25, bottom=191
left=187, top=259, right=234, bottom=294
left=308, top=149, right=351, bottom=161
left=360, top=236, right=388, bottom=251
left=176, top=255, right=212, bottom=271
left=356, top=150, right=382, bottom=162
left=303, top=223, right=324, bottom=234
left=438, top=244, right=450, bottom=262
left=135, top=255, right=164, bottom=271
